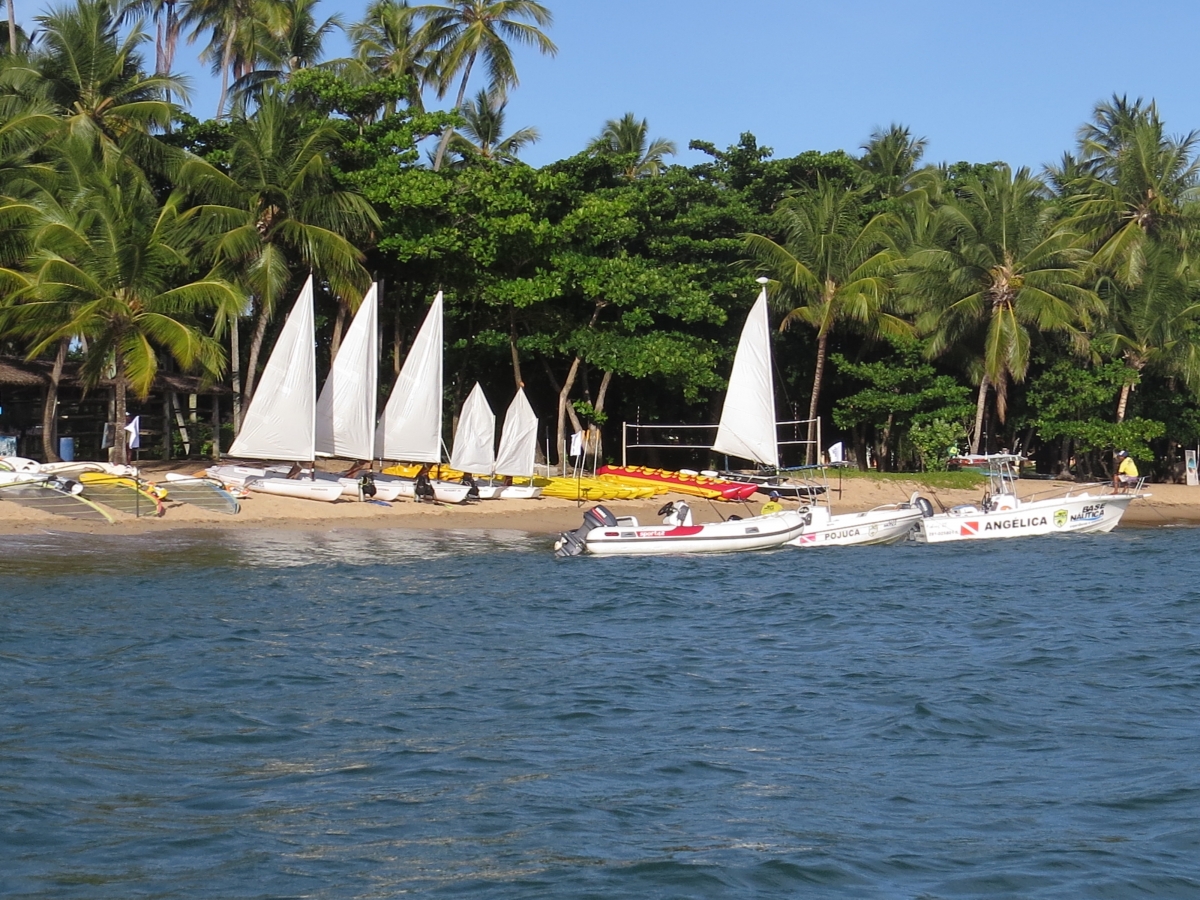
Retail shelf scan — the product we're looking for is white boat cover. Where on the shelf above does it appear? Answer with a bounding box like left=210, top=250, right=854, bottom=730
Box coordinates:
left=315, top=283, right=378, bottom=460
left=229, top=276, right=316, bottom=461
left=449, top=383, right=495, bottom=474
left=494, top=388, right=538, bottom=478
left=375, top=291, right=443, bottom=462
left=712, top=287, right=779, bottom=467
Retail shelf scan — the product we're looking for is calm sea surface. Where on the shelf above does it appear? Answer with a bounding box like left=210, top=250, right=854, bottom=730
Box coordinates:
left=2, top=526, right=1199, bottom=898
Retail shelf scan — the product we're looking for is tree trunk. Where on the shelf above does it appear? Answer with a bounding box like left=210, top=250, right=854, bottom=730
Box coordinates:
left=970, top=373, right=990, bottom=455
left=589, top=369, right=614, bottom=457
left=230, top=313, right=242, bottom=432
left=113, top=355, right=128, bottom=467
left=243, top=305, right=270, bottom=408
left=7, top=0, right=16, bottom=55
left=432, top=53, right=477, bottom=171
left=40, top=339, right=67, bottom=462
left=331, top=299, right=348, bottom=360
left=805, top=330, right=828, bottom=465
left=556, top=356, right=583, bottom=474
left=509, top=306, right=523, bottom=389
left=879, top=410, right=895, bottom=472
left=1116, top=382, right=1132, bottom=423
left=217, top=27, right=234, bottom=116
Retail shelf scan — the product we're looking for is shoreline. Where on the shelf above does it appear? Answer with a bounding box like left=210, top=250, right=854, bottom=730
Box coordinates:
left=3, top=463, right=1200, bottom=536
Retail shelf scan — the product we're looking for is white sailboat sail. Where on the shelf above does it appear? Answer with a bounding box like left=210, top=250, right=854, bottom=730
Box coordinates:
left=449, top=383, right=495, bottom=474
left=375, top=291, right=444, bottom=462
left=494, top=388, right=538, bottom=477
left=712, top=287, right=779, bottom=468
left=315, top=283, right=378, bottom=460
left=229, top=276, right=316, bottom=461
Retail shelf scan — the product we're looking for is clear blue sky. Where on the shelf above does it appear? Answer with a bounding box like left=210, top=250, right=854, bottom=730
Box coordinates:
left=24, top=0, right=1200, bottom=170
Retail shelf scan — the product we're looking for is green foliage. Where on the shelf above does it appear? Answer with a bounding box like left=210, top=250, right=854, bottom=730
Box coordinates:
left=908, top=419, right=967, bottom=471
left=832, top=341, right=972, bottom=428
left=1025, top=358, right=1165, bottom=461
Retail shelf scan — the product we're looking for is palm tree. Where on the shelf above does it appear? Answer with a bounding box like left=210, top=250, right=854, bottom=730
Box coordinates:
left=182, top=0, right=257, bottom=116
left=744, top=178, right=908, bottom=464
left=446, top=87, right=536, bottom=165
left=412, top=0, right=556, bottom=171
left=1067, top=97, right=1200, bottom=287
left=5, top=156, right=235, bottom=465
left=908, top=165, right=1102, bottom=452
left=228, top=0, right=342, bottom=110
left=586, top=112, right=676, bottom=178
left=347, top=0, right=427, bottom=113
left=180, top=89, right=378, bottom=418
left=858, top=123, right=927, bottom=198
left=34, top=0, right=185, bottom=168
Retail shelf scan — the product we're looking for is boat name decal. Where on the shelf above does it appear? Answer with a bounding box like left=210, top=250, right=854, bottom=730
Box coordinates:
left=984, top=516, right=1048, bottom=531
left=825, top=528, right=861, bottom=540
left=1070, top=504, right=1106, bottom=523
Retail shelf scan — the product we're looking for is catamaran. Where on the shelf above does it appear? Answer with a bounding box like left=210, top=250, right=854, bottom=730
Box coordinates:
left=915, top=454, right=1143, bottom=543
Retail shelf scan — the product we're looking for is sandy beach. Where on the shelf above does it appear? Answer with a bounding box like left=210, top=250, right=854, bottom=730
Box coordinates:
left=2, top=463, right=1199, bottom=536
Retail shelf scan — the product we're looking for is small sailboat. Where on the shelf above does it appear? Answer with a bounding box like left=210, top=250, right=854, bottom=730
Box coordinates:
left=374, top=292, right=470, bottom=503
left=209, top=277, right=341, bottom=502
left=485, top=389, right=543, bottom=499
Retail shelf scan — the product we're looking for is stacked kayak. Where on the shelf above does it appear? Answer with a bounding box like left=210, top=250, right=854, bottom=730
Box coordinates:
left=538, top=475, right=662, bottom=501
left=596, top=465, right=758, bottom=501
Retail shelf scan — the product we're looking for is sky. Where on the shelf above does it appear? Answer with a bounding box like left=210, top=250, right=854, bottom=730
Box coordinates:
left=21, top=0, right=1200, bottom=170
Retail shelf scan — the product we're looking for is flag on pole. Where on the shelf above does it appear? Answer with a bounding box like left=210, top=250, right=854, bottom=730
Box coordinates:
left=827, top=441, right=844, bottom=464
left=125, top=416, right=141, bottom=449
left=569, top=431, right=584, bottom=457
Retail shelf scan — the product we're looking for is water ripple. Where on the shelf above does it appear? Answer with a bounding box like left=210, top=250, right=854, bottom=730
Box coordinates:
left=2, top=528, right=1199, bottom=897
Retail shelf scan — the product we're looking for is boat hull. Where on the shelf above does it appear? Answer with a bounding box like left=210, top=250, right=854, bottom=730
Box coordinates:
left=374, top=474, right=472, bottom=504
left=580, top=510, right=806, bottom=556
left=787, top=506, right=923, bottom=547
left=246, top=478, right=343, bottom=502
left=916, top=493, right=1136, bottom=543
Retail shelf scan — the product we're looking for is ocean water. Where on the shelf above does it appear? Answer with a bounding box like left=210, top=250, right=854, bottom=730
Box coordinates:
left=1, top=526, right=1198, bottom=898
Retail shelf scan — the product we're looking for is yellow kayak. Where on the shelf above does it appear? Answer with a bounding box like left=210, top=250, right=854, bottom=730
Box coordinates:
left=538, top=476, right=662, bottom=501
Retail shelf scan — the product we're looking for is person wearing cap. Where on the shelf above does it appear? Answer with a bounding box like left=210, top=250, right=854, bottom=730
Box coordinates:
left=760, top=490, right=784, bottom=515
left=1113, top=450, right=1139, bottom=491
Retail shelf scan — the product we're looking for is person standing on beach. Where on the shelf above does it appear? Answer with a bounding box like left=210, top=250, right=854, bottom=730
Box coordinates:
left=760, top=491, right=783, bottom=515
left=1113, top=450, right=1139, bottom=491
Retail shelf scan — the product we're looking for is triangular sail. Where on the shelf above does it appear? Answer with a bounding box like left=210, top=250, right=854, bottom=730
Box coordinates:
left=230, top=276, right=316, bottom=461
left=494, top=388, right=538, bottom=477
left=315, top=283, right=378, bottom=460
left=449, top=383, right=495, bottom=474
left=712, top=287, right=779, bottom=467
left=375, top=291, right=443, bottom=462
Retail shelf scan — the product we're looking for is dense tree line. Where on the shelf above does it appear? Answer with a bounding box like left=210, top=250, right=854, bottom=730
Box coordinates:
left=2, top=0, right=1199, bottom=481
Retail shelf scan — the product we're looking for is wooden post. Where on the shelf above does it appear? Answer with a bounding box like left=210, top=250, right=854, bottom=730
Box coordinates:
left=163, top=395, right=172, bottom=460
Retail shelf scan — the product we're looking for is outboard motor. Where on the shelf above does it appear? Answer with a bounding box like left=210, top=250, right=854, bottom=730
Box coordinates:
left=554, top=504, right=618, bottom=558
left=908, top=492, right=935, bottom=517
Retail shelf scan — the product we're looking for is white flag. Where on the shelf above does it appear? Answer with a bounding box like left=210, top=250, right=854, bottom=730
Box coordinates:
left=827, top=441, right=844, bottom=464
left=569, top=431, right=584, bottom=457
left=125, top=416, right=141, bottom=450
